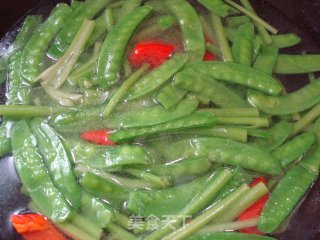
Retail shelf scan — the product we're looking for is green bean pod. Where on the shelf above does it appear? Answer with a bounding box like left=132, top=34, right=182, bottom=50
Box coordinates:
left=174, top=70, right=248, bottom=108
left=274, top=54, right=320, bottom=74
left=80, top=191, right=116, bottom=228
left=258, top=164, right=317, bottom=233
left=146, top=157, right=212, bottom=181
left=109, top=111, right=218, bottom=142
left=165, top=0, right=205, bottom=62
left=226, top=15, right=251, bottom=28
left=250, top=120, right=292, bottom=151
left=117, top=0, right=142, bottom=22
left=0, top=122, right=12, bottom=157
left=189, top=61, right=282, bottom=95
left=232, top=23, right=255, bottom=66
left=11, top=120, right=72, bottom=222
left=165, top=137, right=281, bottom=175
left=96, top=6, right=153, bottom=88
left=253, top=46, right=279, bottom=74
left=128, top=53, right=188, bottom=100
left=187, top=232, right=277, bottom=240
left=272, top=132, right=316, bottom=168
left=127, top=172, right=213, bottom=218
left=67, top=140, right=152, bottom=169
left=156, top=84, right=187, bottom=109
left=20, top=4, right=72, bottom=83
left=198, top=0, right=232, bottom=17
left=247, top=80, right=320, bottom=115
left=120, top=98, right=198, bottom=128
left=80, top=172, right=128, bottom=209
left=48, top=0, right=109, bottom=58
left=270, top=33, right=301, bottom=48
left=30, top=118, right=81, bottom=209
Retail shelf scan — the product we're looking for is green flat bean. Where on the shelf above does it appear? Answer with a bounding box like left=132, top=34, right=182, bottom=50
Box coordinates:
left=232, top=23, right=254, bottom=66
left=128, top=53, right=188, bottom=100
left=11, top=120, right=72, bottom=222
left=156, top=84, right=187, bottom=110
left=247, top=80, right=320, bottom=115
left=272, top=132, right=316, bottom=168
left=180, top=126, right=248, bottom=143
left=226, top=15, right=251, bottom=28
left=258, top=163, right=317, bottom=233
left=30, top=118, right=80, bottom=209
left=97, top=6, right=152, bottom=88
left=127, top=173, right=212, bottom=218
left=67, top=140, right=152, bottom=169
left=48, top=0, right=109, bottom=58
left=270, top=33, right=301, bottom=49
left=117, top=0, right=142, bottom=22
left=189, top=61, right=282, bottom=95
left=274, top=54, right=320, bottom=74
left=197, top=0, right=232, bottom=17
left=251, top=120, right=292, bottom=151
left=253, top=46, right=279, bottom=74
left=120, top=98, right=198, bottom=128
left=187, top=232, right=277, bottom=240
left=80, top=191, right=115, bottom=228
left=147, top=157, right=212, bottom=181
left=110, top=111, right=218, bottom=142
left=200, top=108, right=259, bottom=117
left=0, top=122, right=12, bottom=157
left=165, top=0, right=205, bottom=62
left=80, top=172, right=128, bottom=209
left=175, top=70, right=248, bottom=108
left=20, top=4, right=72, bottom=83
left=164, top=137, right=281, bottom=175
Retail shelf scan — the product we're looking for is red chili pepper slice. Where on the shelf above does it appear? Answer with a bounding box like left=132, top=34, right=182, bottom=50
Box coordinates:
left=129, top=41, right=175, bottom=69
left=203, top=51, right=216, bottom=61
left=81, top=129, right=116, bottom=146
left=237, top=177, right=269, bottom=235
left=11, top=213, right=66, bottom=240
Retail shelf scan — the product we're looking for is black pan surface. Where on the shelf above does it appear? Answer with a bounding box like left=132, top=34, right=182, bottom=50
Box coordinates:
left=0, top=1, right=320, bottom=239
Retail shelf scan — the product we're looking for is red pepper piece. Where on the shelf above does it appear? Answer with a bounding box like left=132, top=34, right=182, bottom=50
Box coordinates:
left=203, top=51, right=216, bottom=61
left=129, top=41, right=175, bottom=69
left=237, top=177, right=269, bottom=235
left=81, top=129, right=116, bottom=146
left=11, top=213, right=66, bottom=240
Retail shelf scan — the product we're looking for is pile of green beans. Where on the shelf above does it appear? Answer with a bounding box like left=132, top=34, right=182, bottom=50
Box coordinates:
left=1, top=0, right=320, bottom=240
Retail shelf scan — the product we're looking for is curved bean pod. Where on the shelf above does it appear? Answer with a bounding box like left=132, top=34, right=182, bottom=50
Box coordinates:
left=270, top=33, right=301, bottom=49
left=232, top=23, right=255, bottom=66
left=253, top=46, right=279, bottom=74
left=165, top=137, right=281, bottom=175
left=189, top=61, right=282, bottom=95
left=97, top=6, right=153, bottom=88
left=250, top=120, right=292, bottom=151
left=80, top=172, right=128, bottom=209
left=109, top=111, right=218, bottom=142
left=272, top=132, right=316, bottom=168
left=247, top=80, right=320, bottom=115
left=20, top=4, right=72, bottom=83
left=165, top=0, right=205, bottom=62
left=11, top=120, right=72, bottom=222
left=120, top=98, right=198, bottom=128
left=156, top=84, right=187, bottom=110
left=174, top=69, right=248, bottom=108
left=128, top=53, right=188, bottom=100
left=258, top=165, right=317, bottom=233
left=274, top=54, right=320, bottom=74
left=48, top=0, right=109, bottom=58
left=30, top=118, right=81, bottom=209
left=197, top=0, right=231, bottom=17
